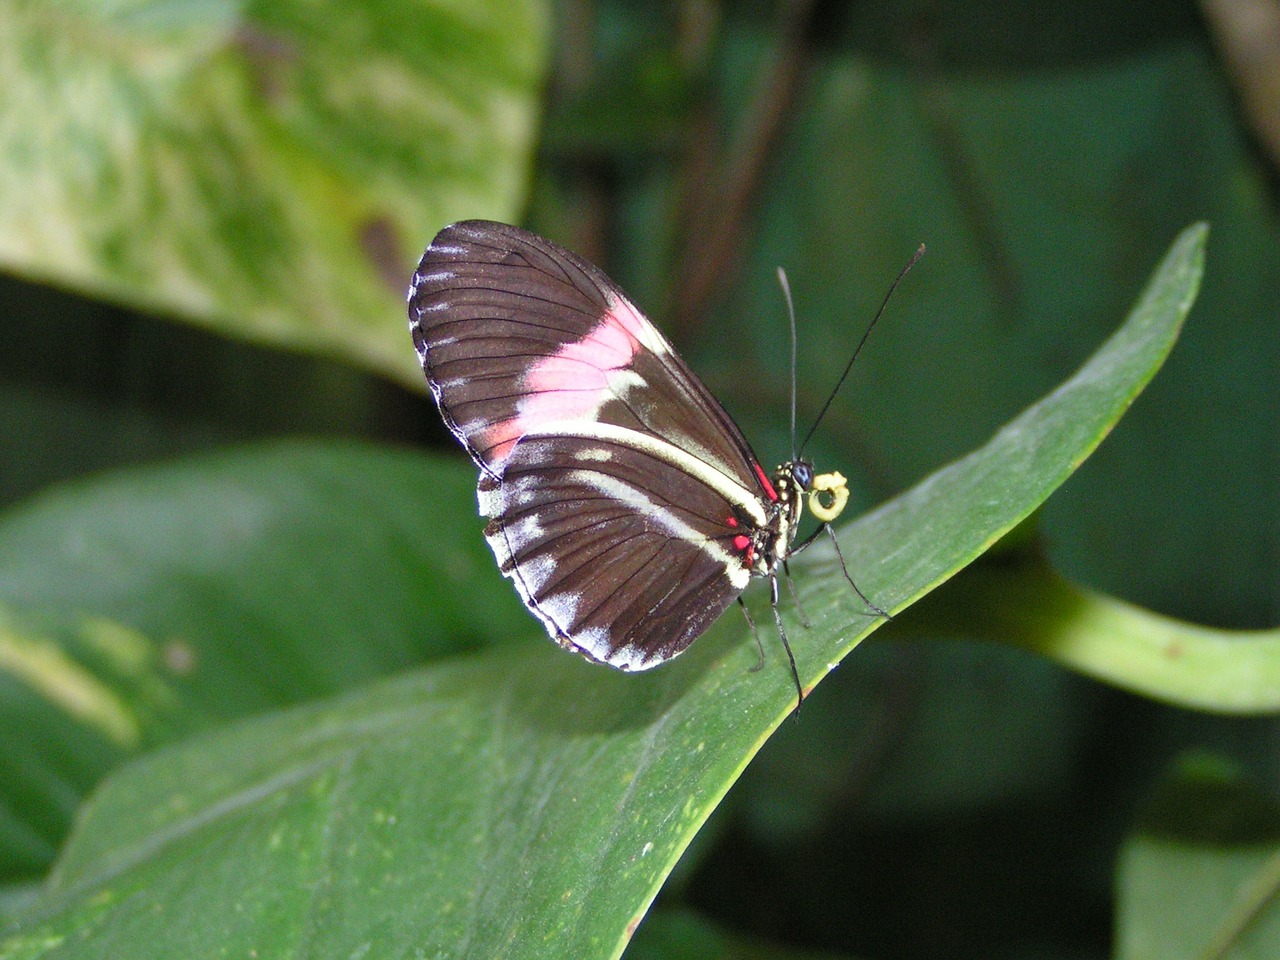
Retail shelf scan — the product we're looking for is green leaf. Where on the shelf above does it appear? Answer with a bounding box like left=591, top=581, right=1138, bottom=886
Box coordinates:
left=0, top=224, right=1206, bottom=958
left=0, top=442, right=531, bottom=877
left=0, top=0, right=549, bottom=386
left=1116, top=754, right=1280, bottom=960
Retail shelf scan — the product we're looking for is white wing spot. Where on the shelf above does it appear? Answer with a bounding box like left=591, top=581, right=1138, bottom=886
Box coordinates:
left=520, top=553, right=557, bottom=593
left=606, top=294, right=671, bottom=357
left=417, top=270, right=455, bottom=283
left=506, top=514, right=544, bottom=548
left=482, top=523, right=513, bottom=567
left=605, top=369, right=647, bottom=396
left=508, top=475, right=541, bottom=506
left=477, top=483, right=501, bottom=518
left=539, top=592, right=579, bottom=630
left=573, top=625, right=615, bottom=662
left=606, top=642, right=653, bottom=671
left=523, top=422, right=768, bottom=526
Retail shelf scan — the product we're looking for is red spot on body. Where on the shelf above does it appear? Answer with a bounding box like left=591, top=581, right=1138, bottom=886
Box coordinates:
left=754, top=463, right=778, bottom=501
left=733, top=534, right=751, bottom=551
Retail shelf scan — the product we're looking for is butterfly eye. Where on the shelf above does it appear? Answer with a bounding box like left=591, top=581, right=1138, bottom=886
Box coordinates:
left=807, top=471, right=849, bottom=523
left=791, top=462, right=814, bottom=490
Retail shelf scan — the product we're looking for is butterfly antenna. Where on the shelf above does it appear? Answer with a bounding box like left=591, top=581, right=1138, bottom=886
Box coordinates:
left=776, top=267, right=799, bottom=460
left=798, top=243, right=925, bottom=455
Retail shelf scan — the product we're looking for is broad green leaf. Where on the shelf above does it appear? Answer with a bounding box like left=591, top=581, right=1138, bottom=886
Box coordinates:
left=0, top=225, right=1205, bottom=958
left=903, top=561, right=1280, bottom=714
left=1116, top=754, right=1280, bottom=960
left=0, top=442, right=531, bottom=877
left=0, top=0, right=548, bottom=386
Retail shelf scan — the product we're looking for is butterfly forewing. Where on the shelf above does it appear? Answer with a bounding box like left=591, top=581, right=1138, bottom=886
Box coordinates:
left=408, top=220, right=781, bottom=670
left=409, top=221, right=770, bottom=494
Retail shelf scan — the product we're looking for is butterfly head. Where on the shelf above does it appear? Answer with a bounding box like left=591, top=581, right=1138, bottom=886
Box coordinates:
left=776, top=461, right=850, bottom=526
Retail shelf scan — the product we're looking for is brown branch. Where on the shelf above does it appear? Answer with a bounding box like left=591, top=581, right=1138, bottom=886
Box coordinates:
left=668, top=0, right=820, bottom=338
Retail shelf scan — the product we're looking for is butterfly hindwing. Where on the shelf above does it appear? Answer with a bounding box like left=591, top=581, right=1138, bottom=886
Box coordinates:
left=479, top=432, right=754, bottom=669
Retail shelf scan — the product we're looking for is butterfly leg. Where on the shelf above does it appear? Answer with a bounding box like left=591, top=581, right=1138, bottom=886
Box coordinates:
left=781, top=559, right=812, bottom=628
left=737, top=596, right=766, bottom=672
left=788, top=519, right=829, bottom=554
left=738, top=592, right=804, bottom=713
left=789, top=523, right=891, bottom=620
left=770, top=575, right=805, bottom=714
left=822, top=524, right=892, bottom=620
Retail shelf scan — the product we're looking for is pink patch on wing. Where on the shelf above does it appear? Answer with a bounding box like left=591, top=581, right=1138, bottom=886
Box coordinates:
left=478, top=297, right=644, bottom=469
left=478, top=418, right=524, bottom=464
left=605, top=296, right=658, bottom=347
left=519, top=308, right=637, bottom=419
left=753, top=463, right=778, bottom=501
left=733, top=534, right=751, bottom=552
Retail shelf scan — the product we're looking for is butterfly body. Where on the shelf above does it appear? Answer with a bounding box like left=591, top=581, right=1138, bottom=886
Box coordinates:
left=407, top=220, right=851, bottom=680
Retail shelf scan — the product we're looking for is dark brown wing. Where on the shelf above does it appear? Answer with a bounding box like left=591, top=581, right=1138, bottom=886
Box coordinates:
left=478, top=433, right=759, bottom=670
left=407, top=220, right=771, bottom=499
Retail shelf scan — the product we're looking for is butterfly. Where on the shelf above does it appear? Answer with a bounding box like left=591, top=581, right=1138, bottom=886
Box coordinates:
left=407, top=220, right=897, bottom=707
